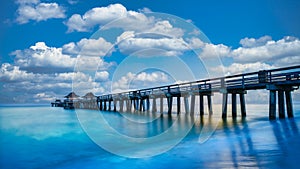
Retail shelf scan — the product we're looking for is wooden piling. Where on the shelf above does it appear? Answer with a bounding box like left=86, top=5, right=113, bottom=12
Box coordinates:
left=146, top=98, right=150, bottom=111
left=222, top=93, right=228, bottom=118
left=199, top=94, right=204, bottom=116
left=167, top=97, right=173, bottom=115
left=119, top=100, right=124, bottom=112
left=232, top=93, right=237, bottom=118
left=100, top=100, right=103, bottom=111
left=177, top=96, right=181, bottom=114
left=278, top=90, right=285, bottom=118
left=269, top=90, right=276, bottom=120
left=240, top=93, right=246, bottom=117
left=184, top=96, right=189, bottom=114
left=113, top=100, right=117, bottom=112
left=108, top=100, right=111, bottom=111
left=207, top=95, right=213, bottom=115
left=285, top=90, right=294, bottom=118
left=152, top=98, right=157, bottom=112
left=104, top=101, right=107, bottom=111
left=160, top=97, right=164, bottom=113
left=190, top=95, right=195, bottom=116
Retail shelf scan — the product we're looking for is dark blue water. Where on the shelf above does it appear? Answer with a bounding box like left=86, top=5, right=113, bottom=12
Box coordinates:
left=1, top=105, right=300, bottom=169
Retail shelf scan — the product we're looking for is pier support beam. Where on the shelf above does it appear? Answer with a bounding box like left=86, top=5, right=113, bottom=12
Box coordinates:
left=146, top=98, right=150, bottom=111
left=269, top=90, right=276, bottom=120
left=232, top=93, right=237, bottom=118
left=119, top=100, right=124, bottom=112
left=113, top=100, right=117, bottom=112
left=278, top=90, right=285, bottom=119
left=190, top=95, right=195, bottom=116
left=222, top=93, right=228, bottom=119
left=160, top=97, right=164, bottom=113
left=200, top=94, right=204, bottom=116
left=207, top=95, right=213, bottom=115
left=152, top=98, right=157, bottom=112
left=126, top=100, right=131, bottom=112
left=140, top=99, right=145, bottom=111
left=104, top=101, right=107, bottom=111
left=134, top=99, right=139, bottom=111
left=285, top=90, right=294, bottom=118
left=177, top=96, right=181, bottom=114
left=240, top=93, right=246, bottom=117
left=167, top=97, right=173, bottom=115
left=99, top=100, right=103, bottom=111
left=184, top=96, right=189, bottom=114
left=108, top=101, right=111, bottom=111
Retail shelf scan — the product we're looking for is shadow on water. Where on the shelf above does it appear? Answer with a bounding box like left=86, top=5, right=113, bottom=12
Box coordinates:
left=269, top=118, right=300, bottom=168
left=212, top=117, right=300, bottom=169
left=219, top=118, right=260, bottom=168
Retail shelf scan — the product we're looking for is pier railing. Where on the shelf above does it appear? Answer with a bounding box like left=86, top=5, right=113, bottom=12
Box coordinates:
left=53, top=65, right=300, bottom=120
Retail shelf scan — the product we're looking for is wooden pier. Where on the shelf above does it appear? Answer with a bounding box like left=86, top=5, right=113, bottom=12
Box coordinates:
left=96, top=65, right=300, bottom=120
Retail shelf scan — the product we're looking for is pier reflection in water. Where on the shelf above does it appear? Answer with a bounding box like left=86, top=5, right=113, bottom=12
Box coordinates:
left=1, top=106, right=300, bottom=168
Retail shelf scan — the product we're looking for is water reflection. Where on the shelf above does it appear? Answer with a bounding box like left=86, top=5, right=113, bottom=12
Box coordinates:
left=207, top=117, right=300, bottom=168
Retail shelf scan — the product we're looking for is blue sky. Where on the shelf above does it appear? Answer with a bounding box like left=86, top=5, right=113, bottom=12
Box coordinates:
left=0, top=0, right=300, bottom=104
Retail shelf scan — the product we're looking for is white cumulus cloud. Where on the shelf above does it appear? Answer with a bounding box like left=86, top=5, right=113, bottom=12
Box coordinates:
left=112, top=71, right=171, bottom=93
left=16, top=0, right=65, bottom=24
left=12, top=42, right=76, bottom=69
left=62, top=37, right=114, bottom=57
left=232, top=36, right=300, bottom=64
left=65, top=3, right=127, bottom=32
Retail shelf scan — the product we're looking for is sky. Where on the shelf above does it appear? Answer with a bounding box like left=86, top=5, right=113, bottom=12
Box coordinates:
left=0, top=0, right=300, bottom=104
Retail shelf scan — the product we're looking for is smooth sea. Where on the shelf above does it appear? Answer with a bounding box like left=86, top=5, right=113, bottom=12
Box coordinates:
left=0, top=104, right=300, bottom=169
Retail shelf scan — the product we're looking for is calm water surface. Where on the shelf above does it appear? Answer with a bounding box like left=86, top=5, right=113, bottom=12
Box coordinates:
left=0, top=105, right=300, bottom=169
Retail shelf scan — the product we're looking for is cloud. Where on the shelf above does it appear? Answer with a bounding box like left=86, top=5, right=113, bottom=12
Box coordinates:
left=65, top=3, right=127, bottom=32
left=62, top=37, right=114, bottom=57
left=112, top=71, right=171, bottom=93
left=239, top=35, right=272, bottom=48
left=11, top=39, right=115, bottom=73
left=95, top=71, right=109, bottom=81
left=16, top=0, right=65, bottom=24
left=0, top=63, right=107, bottom=103
left=117, top=32, right=188, bottom=56
left=0, top=63, right=35, bottom=82
left=232, top=36, right=300, bottom=65
left=188, top=37, right=231, bottom=59
left=2, top=37, right=116, bottom=103
left=12, top=42, right=76, bottom=69
left=214, top=62, right=275, bottom=76
left=65, top=3, right=184, bottom=38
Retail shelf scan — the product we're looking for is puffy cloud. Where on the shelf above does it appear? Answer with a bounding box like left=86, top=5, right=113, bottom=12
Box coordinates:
left=188, top=38, right=231, bottom=59
left=11, top=40, right=114, bottom=73
left=117, top=33, right=188, bottom=56
left=95, top=71, right=109, bottom=81
left=65, top=4, right=127, bottom=32
left=62, top=37, right=114, bottom=57
left=12, top=42, right=76, bottom=69
left=2, top=37, right=115, bottom=103
left=146, top=20, right=184, bottom=38
left=65, top=3, right=184, bottom=38
left=0, top=63, right=35, bottom=82
left=0, top=62, right=107, bottom=103
left=112, top=71, right=171, bottom=92
left=16, top=0, right=65, bottom=24
left=239, top=35, right=272, bottom=48
left=232, top=36, right=300, bottom=64
left=214, top=62, right=275, bottom=76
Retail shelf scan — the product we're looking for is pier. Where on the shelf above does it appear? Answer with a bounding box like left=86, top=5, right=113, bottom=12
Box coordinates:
left=53, top=65, right=300, bottom=120
left=95, top=65, right=300, bottom=120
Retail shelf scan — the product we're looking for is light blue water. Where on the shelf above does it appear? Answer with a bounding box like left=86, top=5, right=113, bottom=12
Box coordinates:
left=1, top=105, right=300, bottom=169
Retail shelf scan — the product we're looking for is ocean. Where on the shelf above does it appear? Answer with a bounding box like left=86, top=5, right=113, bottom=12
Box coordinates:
left=0, top=104, right=300, bottom=169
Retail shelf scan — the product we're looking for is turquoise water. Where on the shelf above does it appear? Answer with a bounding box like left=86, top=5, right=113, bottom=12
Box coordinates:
left=1, top=105, right=300, bottom=169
